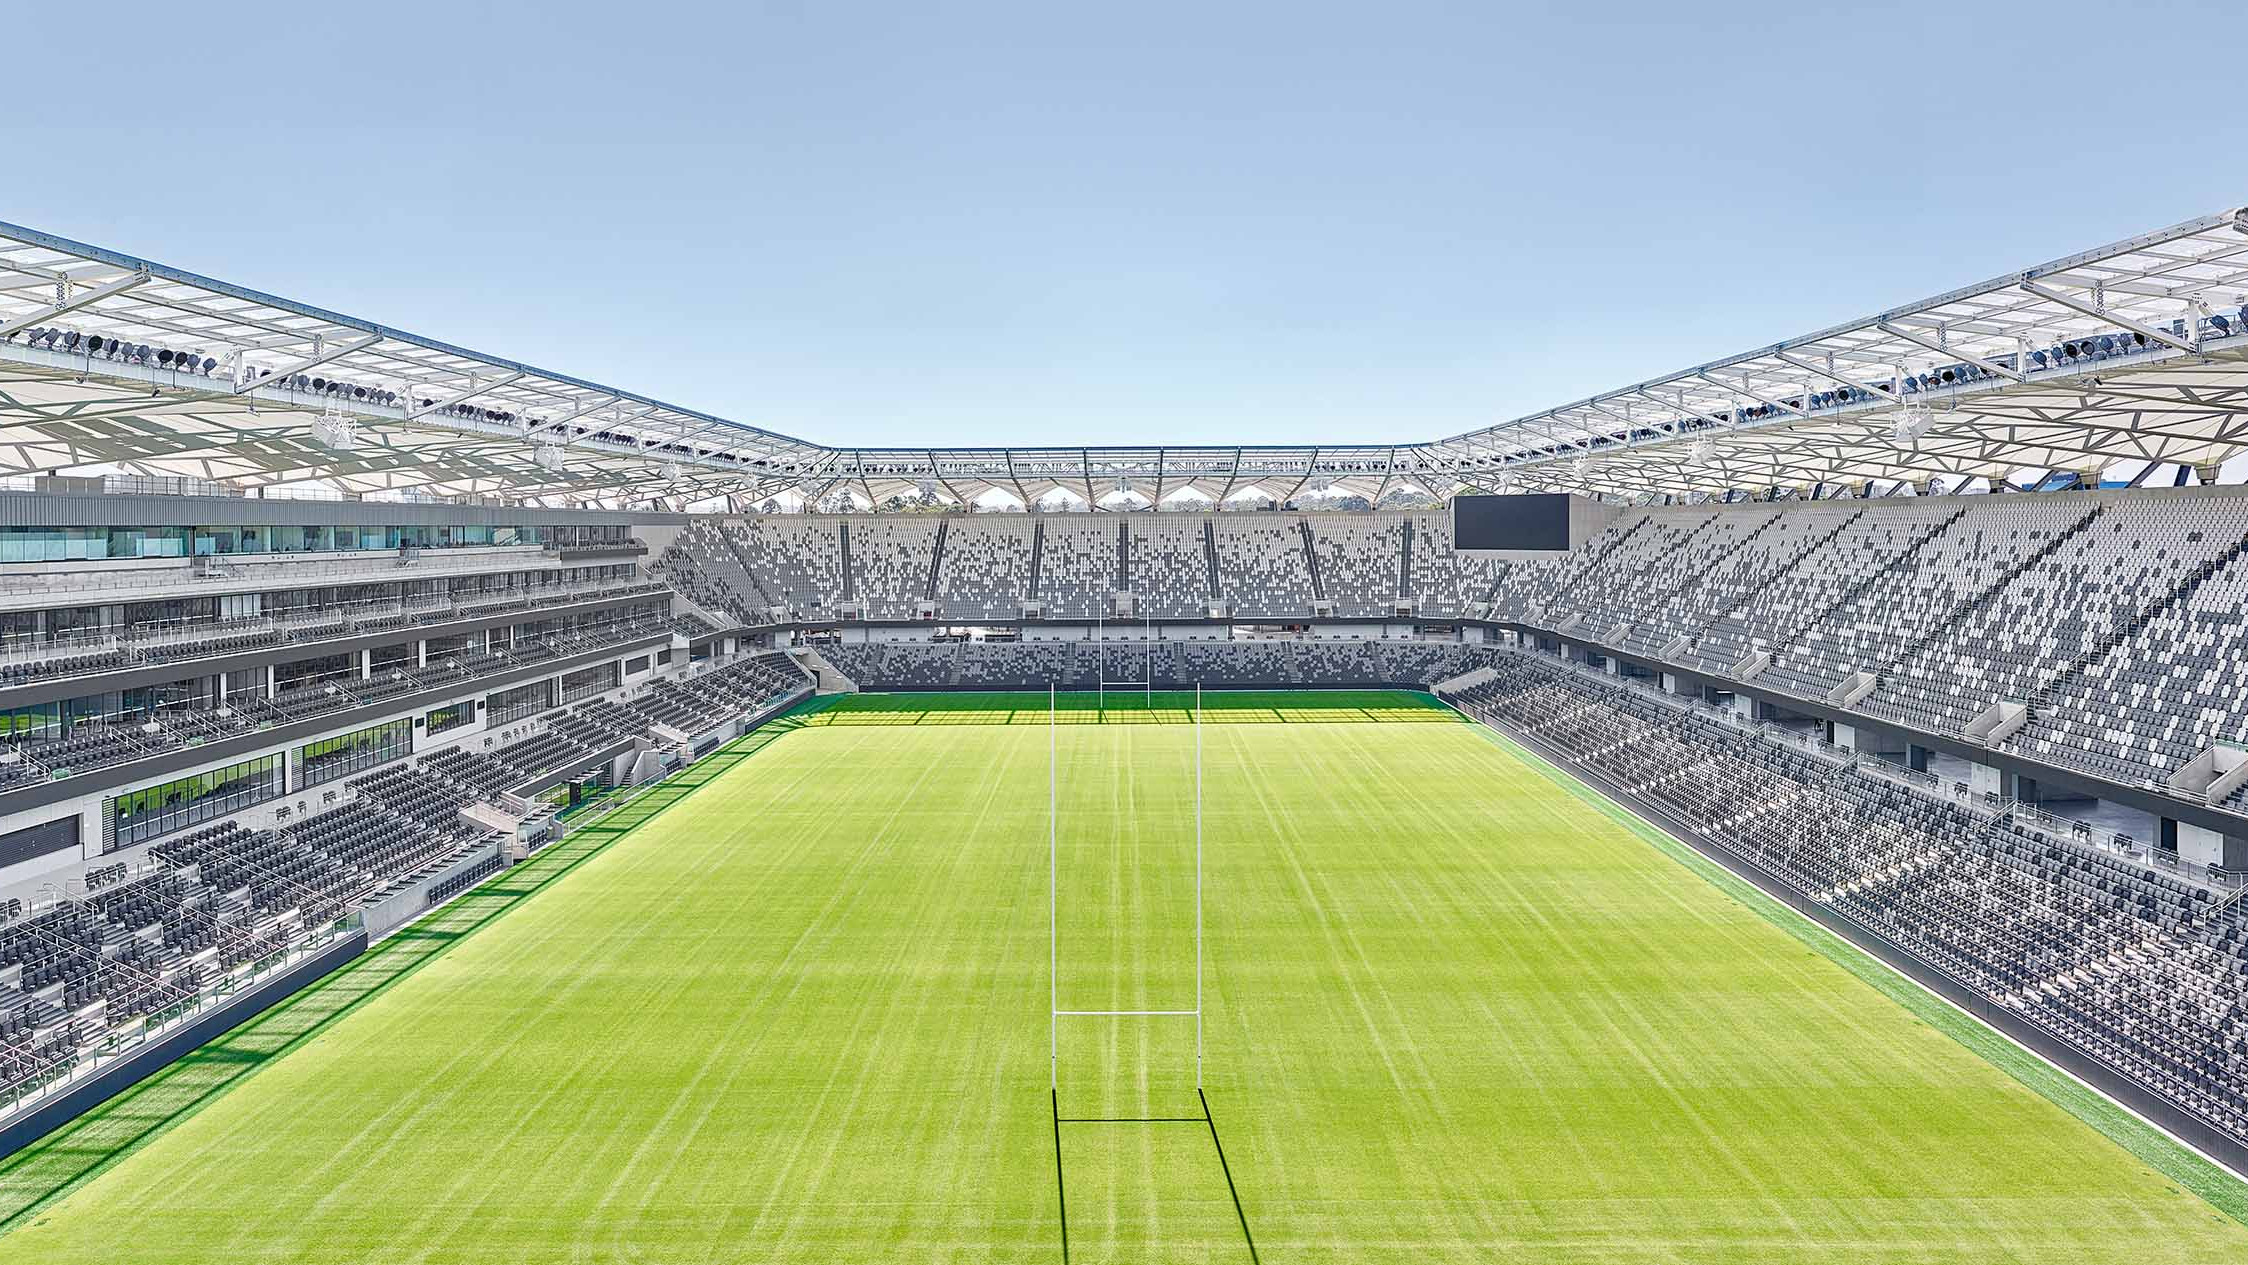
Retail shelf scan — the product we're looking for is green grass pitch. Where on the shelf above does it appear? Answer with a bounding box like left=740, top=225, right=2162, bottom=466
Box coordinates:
left=3, top=689, right=2245, bottom=1262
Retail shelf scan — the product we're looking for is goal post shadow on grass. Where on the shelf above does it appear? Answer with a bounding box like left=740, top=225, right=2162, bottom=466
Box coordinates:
left=1047, top=681, right=1259, bottom=1264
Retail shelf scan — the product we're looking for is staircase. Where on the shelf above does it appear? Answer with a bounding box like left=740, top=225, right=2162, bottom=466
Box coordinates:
left=1765, top=506, right=1970, bottom=659
left=1571, top=512, right=1727, bottom=630
left=1201, top=520, right=1220, bottom=599
left=1298, top=519, right=1325, bottom=600
left=1874, top=505, right=2107, bottom=677
left=837, top=523, right=855, bottom=602
left=1116, top=520, right=1131, bottom=592
left=926, top=520, right=948, bottom=600
left=1397, top=519, right=1414, bottom=601
left=2026, top=529, right=2248, bottom=722
left=1663, top=509, right=1867, bottom=651
left=716, top=525, right=776, bottom=607
left=1607, top=510, right=1791, bottom=642
left=1028, top=520, right=1046, bottom=599
left=1552, top=513, right=1653, bottom=596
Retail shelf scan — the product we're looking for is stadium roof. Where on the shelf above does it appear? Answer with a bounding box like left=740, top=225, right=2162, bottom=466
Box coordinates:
left=2, top=209, right=2246, bottom=510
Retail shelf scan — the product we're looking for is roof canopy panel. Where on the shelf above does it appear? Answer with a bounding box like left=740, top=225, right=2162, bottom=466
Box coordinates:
left=3, top=211, right=2245, bottom=509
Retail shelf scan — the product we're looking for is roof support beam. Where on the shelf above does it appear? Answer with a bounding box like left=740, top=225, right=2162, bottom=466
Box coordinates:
left=1874, top=322, right=2025, bottom=382
left=405, top=371, right=527, bottom=420
left=1634, top=390, right=1727, bottom=431
left=523, top=396, right=636, bottom=441
left=926, top=450, right=970, bottom=506
left=0, top=271, right=150, bottom=339
left=236, top=334, right=383, bottom=395
left=1697, top=371, right=1806, bottom=418
left=2019, top=281, right=2199, bottom=354
left=1772, top=351, right=1901, bottom=404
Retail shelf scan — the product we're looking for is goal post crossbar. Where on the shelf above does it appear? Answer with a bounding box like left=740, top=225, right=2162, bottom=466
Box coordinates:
left=1050, top=681, right=1204, bottom=1091
left=1093, top=597, right=1155, bottom=710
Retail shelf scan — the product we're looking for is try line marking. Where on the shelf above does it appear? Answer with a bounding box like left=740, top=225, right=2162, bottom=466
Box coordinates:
left=1049, top=1088, right=1261, bottom=1264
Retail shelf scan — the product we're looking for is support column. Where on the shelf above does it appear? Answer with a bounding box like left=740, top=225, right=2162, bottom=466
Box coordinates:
left=360, top=649, right=373, bottom=680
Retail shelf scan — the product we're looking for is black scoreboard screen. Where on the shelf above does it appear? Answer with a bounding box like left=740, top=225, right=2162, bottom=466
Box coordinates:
left=1451, top=494, right=1573, bottom=553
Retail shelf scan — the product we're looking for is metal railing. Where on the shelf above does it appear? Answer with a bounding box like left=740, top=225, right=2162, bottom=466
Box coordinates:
left=0, top=582, right=671, bottom=686
left=0, top=905, right=363, bottom=1123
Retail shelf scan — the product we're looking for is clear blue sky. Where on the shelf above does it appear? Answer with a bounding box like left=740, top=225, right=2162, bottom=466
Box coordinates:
left=12, top=1, right=2245, bottom=449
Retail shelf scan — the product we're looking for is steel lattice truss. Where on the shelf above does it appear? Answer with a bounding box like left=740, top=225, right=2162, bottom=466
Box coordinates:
left=2, top=210, right=2246, bottom=510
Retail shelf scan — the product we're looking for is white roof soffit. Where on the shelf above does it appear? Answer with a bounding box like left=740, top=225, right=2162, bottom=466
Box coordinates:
left=1, top=210, right=2245, bottom=508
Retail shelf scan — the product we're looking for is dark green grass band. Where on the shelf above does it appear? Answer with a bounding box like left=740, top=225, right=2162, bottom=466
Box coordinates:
left=810, top=688, right=1462, bottom=726
left=0, top=697, right=841, bottom=1237
left=1453, top=709, right=2248, bottom=1228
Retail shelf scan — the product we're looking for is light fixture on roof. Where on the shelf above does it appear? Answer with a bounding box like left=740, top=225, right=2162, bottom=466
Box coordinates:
left=311, top=406, right=358, bottom=452
left=1892, top=401, right=1932, bottom=446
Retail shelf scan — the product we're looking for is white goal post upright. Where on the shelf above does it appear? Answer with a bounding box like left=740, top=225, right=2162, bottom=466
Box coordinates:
left=1050, top=680, right=1204, bottom=1094
left=1093, top=596, right=1154, bottom=713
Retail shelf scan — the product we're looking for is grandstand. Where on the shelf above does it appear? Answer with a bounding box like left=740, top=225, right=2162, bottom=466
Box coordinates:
left=0, top=210, right=2243, bottom=1261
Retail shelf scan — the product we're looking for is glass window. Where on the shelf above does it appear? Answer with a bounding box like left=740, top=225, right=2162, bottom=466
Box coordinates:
left=299, top=719, right=413, bottom=786
left=112, top=754, right=284, bottom=847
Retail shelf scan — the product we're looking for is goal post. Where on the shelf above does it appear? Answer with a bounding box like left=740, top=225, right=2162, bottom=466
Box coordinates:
left=1093, top=598, right=1154, bottom=713
left=1050, top=681, right=1203, bottom=1098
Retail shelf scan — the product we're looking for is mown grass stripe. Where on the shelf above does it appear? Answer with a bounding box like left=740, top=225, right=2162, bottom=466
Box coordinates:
left=1456, top=709, right=2248, bottom=1227
left=0, top=698, right=837, bottom=1235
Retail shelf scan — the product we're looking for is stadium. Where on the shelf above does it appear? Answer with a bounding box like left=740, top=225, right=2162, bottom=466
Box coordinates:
left=0, top=203, right=2243, bottom=1261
